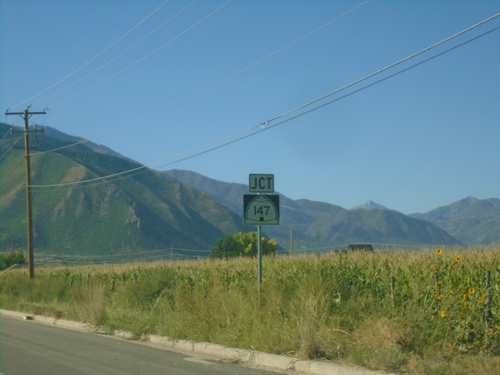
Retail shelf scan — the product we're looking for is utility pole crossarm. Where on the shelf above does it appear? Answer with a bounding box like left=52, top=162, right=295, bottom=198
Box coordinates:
left=6, top=111, right=47, bottom=115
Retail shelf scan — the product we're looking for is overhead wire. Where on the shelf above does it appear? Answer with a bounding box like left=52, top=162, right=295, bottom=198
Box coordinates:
left=30, top=121, right=262, bottom=189
left=267, top=12, right=500, bottom=124
left=31, top=0, right=370, bottom=157
left=31, top=0, right=198, bottom=107
left=0, top=135, right=23, bottom=163
left=47, top=0, right=233, bottom=108
left=0, top=128, right=11, bottom=143
left=0, top=138, right=25, bottom=207
left=0, top=186, right=26, bottom=206
left=0, top=116, right=23, bottom=172
left=9, top=0, right=172, bottom=110
left=172, top=0, right=372, bottom=105
left=130, top=22, right=500, bottom=168
left=27, top=14, right=499, bottom=190
left=30, top=137, right=91, bottom=155
left=263, top=25, right=500, bottom=131
left=22, top=0, right=230, bottom=157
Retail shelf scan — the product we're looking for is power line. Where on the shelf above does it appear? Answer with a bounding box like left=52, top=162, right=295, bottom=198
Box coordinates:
left=31, top=0, right=198, bottom=107
left=27, top=17, right=499, bottom=190
left=267, top=12, right=500, bottom=124
left=148, top=25, right=500, bottom=168
left=29, top=120, right=263, bottom=189
left=30, top=0, right=370, bottom=158
left=9, top=0, right=172, bottom=110
left=29, top=135, right=90, bottom=155
left=47, top=0, right=232, bottom=109
left=173, top=0, right=372, bottom=106
left=0, top=135, right=23, bottom=162
left=0, top=128, right=11, bottom=142
left=264, top=25, right=500, bottom=131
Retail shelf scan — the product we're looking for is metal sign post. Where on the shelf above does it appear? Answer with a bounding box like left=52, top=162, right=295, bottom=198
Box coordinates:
left=257, top=221, right=262, bottom=294
left=243, top=174, right=279, bottom=295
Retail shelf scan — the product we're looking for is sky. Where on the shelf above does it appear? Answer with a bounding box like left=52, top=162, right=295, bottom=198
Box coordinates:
left=1, top=0, right=499, bottom=214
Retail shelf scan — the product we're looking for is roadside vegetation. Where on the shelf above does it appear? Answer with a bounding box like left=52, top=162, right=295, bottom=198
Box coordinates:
left=0, top=246, right=499, bottom=374
left=0, top=249, right=26, bottom=271
left=210, top=231, right=277, bottom=258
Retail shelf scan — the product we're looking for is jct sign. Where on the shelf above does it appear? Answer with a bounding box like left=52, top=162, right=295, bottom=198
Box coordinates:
left=244, top=173, right=279, bottom=295
left=249, top=174, right=274, bottom=193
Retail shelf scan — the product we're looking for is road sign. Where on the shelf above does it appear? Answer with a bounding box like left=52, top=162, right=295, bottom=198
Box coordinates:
left=249, top=174, right=274, bottom=193
left=243, top=194, right=279, bottom=225
left=244, top=174, right=279, bottom=295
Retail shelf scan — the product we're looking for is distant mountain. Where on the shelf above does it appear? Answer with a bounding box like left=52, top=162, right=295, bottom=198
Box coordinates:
left=162, top=169, right=245, bottom=215
left=2, top=123, right=481, bottom=259
left=162, top=170, right=461, bottom=249
left=0, top=123, right=245, bottom=256
left=351, top=200, right=390, bottom=211
left=411, top=197, right=500, bottom=245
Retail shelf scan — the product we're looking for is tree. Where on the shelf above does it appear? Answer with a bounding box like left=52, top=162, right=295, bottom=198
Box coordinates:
left=210, top=232, right=277, bottom=259
left=210, top=234, right=239, bottom=259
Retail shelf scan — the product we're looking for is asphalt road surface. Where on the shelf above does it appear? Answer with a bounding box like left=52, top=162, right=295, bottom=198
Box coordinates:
left=0, top=317, right=285, bottom=375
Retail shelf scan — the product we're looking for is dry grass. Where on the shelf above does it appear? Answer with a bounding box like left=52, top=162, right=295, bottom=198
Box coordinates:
left=1, top=246, right=499, bottom=374
left=75, top=283, right=107, bottom=326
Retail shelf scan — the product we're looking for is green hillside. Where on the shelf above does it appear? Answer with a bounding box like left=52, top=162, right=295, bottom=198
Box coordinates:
left=0, top=123, right=245, bottom=256
left=411, top=197, right=500, bottom=245
left=1, top=123, right=475, bottom=260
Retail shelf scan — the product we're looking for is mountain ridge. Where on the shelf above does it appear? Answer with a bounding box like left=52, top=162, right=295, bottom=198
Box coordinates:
left=0, top=123, right=246, bottom=256
left=2, top=124, right=496, bottom=261
left=410, top=196, right=500, bottom=245
left=351, top=200, right=390, bottom=211
left=162, top=169, right=462, bottom=248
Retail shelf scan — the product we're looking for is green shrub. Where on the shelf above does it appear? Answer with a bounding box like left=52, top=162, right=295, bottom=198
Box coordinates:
left=0, top=249, right=26, bottom=270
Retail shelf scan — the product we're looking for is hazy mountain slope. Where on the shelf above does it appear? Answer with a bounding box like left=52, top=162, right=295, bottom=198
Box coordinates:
left=0, top=123, right=474, bottom=256
left=43, top=126, right=136, bottom=162
left=0, top=123, right=245, bottom=255
left=162, top=169, right=245, bottom=214
left=162, top=169, right=461, bottom=249
left=411, top=197, right=500, bottom=245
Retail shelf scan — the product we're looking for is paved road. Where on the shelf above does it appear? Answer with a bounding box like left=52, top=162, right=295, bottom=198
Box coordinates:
left=0, top=317, right=284, bottom=375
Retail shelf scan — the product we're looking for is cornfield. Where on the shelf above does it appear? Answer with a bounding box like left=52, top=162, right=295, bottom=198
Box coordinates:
left=1, top=246, right=499, bottom=374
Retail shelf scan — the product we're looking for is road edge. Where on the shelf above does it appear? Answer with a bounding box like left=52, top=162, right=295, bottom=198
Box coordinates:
left=0, top=309, right=394, bottom=375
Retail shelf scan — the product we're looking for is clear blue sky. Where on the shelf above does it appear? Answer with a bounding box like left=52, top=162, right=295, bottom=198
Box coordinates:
left=1, top=0, right=499, bottom=214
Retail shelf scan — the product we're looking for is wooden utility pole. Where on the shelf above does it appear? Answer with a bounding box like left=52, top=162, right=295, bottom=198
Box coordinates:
left=5, top=107, right=46, bottom=278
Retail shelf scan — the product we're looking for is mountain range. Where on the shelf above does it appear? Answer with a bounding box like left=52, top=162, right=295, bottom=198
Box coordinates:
left=0, top=123, right=245, bottom=258
left=162, top=170, right=464, bottom=249
left=410, top=196, right=500, bottom=245
left=1, top=123, right=498, bottom=260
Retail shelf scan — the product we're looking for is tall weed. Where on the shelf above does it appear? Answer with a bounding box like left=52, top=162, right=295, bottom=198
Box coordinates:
left=75, top=283, right=107, bottom=326
left=0, top=247, right=498, bottom=374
